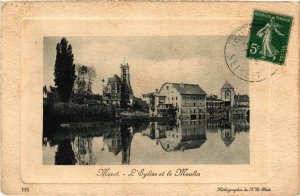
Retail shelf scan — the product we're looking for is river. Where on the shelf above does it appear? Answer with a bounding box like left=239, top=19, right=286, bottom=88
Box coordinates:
left=43, top=119, right=249, bottom=165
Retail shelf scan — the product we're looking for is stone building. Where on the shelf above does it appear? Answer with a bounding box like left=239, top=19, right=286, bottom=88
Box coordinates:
left=219, top=81, right=250, bottom=122
left=221, top=81, right=235, bottom=107
left=144, top=82, right=207, bottom=120
left=206, top=95, right=224, bottom=109
left=102, top=62, right=133, bottom=106
left=142, top=92, right=175, bottom=118
left=220, top=81, right=250, bottom=108
left=234, top=94, right=249, bottom=107
left=206, top=95, right=228, bottom=120
left=102, top=74, right=122, bottom=105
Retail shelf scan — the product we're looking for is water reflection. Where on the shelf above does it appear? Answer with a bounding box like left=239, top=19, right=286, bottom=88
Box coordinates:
left=43, top=119, right=249, bottom=165
left=221, top=123, right=235, bottom=147
left=73, top=137, right=96, bottom=165
left=143, top=120, right=207, bottom=152
left=55, top=139, right=77, bottom=165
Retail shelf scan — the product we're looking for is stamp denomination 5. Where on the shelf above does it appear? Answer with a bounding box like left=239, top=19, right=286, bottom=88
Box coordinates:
left=246, top=10, right=293, bottom=65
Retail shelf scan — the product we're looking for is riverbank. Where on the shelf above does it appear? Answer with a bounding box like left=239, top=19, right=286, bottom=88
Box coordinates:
left=43, top=101, right=168, bottom=124
left=44, top=101, right=118, bottom=122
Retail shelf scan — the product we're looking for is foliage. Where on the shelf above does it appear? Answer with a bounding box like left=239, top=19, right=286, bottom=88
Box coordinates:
left=120, top=80, right=130, bottom=110
left=54, top=38, right=76, bottom=102
left=131, top=98, right=148, bottom=111
left=45, top=101, right=117, bottom=122
left=73, top=64, right=96, bottom=98
left=86, top=66, right=96, bottom=95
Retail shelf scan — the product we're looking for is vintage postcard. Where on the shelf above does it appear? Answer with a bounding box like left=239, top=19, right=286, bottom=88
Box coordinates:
left=1, top=2, right=299, bottom=195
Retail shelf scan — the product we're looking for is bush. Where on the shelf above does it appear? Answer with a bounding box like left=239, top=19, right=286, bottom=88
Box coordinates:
left=44, top=101, right=117, bottom=122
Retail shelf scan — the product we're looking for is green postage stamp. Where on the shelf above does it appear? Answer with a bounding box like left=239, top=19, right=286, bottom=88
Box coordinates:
left=246, top=10, right=293, bottom=65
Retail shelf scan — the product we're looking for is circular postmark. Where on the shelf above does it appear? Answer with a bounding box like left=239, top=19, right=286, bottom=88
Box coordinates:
left=224, top=24, right=279, bottom=82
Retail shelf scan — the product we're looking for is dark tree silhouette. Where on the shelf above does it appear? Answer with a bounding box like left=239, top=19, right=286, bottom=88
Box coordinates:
left=55, top=140, right=77, bottom=165
left=120, top=124, right=132, bottom=165
left=54, top=38, right=76, bottom=102
left=120, top=80, right=130, bottom=109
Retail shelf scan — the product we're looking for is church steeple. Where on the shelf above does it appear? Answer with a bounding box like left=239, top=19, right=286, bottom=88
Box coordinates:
left=221, top=81, right=235, bottom=107
left=120, top=125, right=133, bottom=165
left=120, top=61, right=133, bottom=95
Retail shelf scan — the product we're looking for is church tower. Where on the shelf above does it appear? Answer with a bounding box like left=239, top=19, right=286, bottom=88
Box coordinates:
left=221, top=81, right=235, bottom=107
left=120, top=125, right=133, bottom=165
left=120, top=61, right=133, bottom=95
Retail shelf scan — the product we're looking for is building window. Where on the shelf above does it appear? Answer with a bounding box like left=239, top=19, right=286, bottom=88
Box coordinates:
left=194, top=109, right=196, bottom=113
left=176, top=97, right=178, bottom=100
left=225, top=90, right=231, bottom=99
left=193, top=103, right=196, bottom=106
left=172, top=97, right=174, bottom=101
left=187, top=96, right=189, bottom=100
left=193, top=96, right=196, bottom=100
left=191, top=115, right=197, bottom=120
left=111, top=84, right=116, bottom=91
left=166, top=86, right=169, bottom=90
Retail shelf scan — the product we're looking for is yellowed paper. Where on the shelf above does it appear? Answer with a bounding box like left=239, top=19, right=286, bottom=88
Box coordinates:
left=1, top=2, right=299, bottom=195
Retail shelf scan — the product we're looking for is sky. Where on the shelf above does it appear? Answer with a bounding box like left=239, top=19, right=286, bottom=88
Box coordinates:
left=44, top=36, right=248, bottom=98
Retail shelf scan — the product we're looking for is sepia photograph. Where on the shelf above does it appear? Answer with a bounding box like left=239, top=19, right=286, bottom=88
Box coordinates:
left=1, top=2, right=299, bottom=195
left=43, top=36, right=250, bottom=165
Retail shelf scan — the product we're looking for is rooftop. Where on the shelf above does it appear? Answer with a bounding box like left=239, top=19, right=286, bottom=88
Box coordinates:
left=108, top=74, right=121, bottom=83
left=234, top=94, right=249, bottom=102
left=163, top=83, right=207, bottom=95
left=142, top=92, right=166, bottom=98
left=207, top=95, right=223, bottom=102
left=221, top=81, right=234, bottom=89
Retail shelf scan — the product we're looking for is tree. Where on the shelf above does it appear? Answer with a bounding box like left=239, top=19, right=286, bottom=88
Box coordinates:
left=78, top=65, right=88, bottom=96
left=73, top=64, right=96, bottom=96
left=55, top=140, right=77, bottom=165
left=121, top=80, right=130, bottom=109
left=86, top=66, right=96, bottom=95
left=131, top=98, right=148, bottom=111
left=54, top=38, right=76, bottom=102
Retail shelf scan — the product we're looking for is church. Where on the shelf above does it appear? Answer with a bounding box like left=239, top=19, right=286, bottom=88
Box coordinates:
left=102, top=62, right=134, bottom=106
left=220, top=81, right=249, bottom=108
